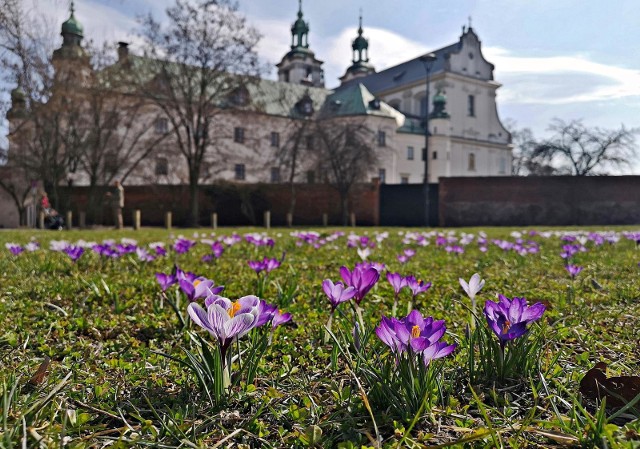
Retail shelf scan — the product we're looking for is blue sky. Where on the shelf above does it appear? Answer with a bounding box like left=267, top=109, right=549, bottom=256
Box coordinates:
left=6, top=0, right=640, bottom=171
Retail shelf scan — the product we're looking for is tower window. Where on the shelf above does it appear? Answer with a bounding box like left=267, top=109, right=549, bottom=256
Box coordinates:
left=467, top=95, right=475, bottom=117
left=306, top=170, right=316, bottom=184
left=283, top=70, right=290, bottom=82
left=432, top=151, right=437, bottom=160
left=270, top=132, right=280, bottom=148
left=234, top=127, right=245, bottom=143
left=155, top=118, right=168, bottom=134
left=234, top=163, right=245, bottom=180
left=378, top=168, right=386, bottom=184
left=407, top=146, right=414, bottom=160
left=377, top=131, right=386, bottom=147
left=401, top=176, right=409, bottom=184
left=155, top=157, right=168, bottom=176
left=468, top=153, right=476, bottom=171
left=270, top=167, right=281, bottom=183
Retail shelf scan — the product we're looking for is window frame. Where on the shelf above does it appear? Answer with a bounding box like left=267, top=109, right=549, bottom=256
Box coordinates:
left=234, top=163, right=246, bottom=180
left=234, top=127, right=245, bottom=143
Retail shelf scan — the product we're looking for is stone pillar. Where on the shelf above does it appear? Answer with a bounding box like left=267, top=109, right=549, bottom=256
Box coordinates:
left=65, top=211, right=73, bottom=230
left=133, top=210, right=141, bottom=230
left=165, top=212, right=172, bottom=230
left=322, top=213, right=328, bottom=227
left=264, top=210, right=271, bottom=229
left=350, top=212, right=356, bottom=227
left=211, top=213, right=218, bottom=230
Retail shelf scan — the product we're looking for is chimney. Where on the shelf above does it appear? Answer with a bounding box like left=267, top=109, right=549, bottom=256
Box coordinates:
left=117, top=42, right=129, bottom=61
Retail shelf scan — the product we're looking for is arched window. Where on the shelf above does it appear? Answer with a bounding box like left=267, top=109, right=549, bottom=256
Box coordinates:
left=468, top=153, right=476, bottom=171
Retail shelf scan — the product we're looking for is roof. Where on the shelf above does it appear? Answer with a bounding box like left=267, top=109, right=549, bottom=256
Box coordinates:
left=320, top=83, right=404, bottom=126
left=336, top=28, right=492, bottom=93
left=99, top=55, right=402, bottom=123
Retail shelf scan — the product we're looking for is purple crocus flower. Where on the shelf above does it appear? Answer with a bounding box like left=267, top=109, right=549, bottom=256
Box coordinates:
left=272, top=309, right=292, bottom=328
left=179, top=276, right=224, bottom=302
left=64, top=245, right=84, bottom=262
left=248, top=260, right=265, bottom=274
left=188, top=295, right=261, bottom=361
left=340, top=265, right=380, bottom=304
left=155, top=272, right=177, bottom=291
left=255, top=300, right=278, bottom=327
left=173, top=238, right=196, bottom=254
left=322, top=279, right=357, bottom=310
left=5, top=243, right=24, bottom=255
left=386, top=272, right=407, bottom=295
left=405, top=276, right=432, bottom=298
left=397, top=254, right=409, bottom=264
left=484, top=295, right=546, bottom=344
left=201, top=254, right=214, bottom=263
left=263, top=257, right=281, bottom=273
left=375, top=310, right=456, bottom=365
left=565, top=264, right=583, bottom=278
left=211, top=241, right=225, bottom=258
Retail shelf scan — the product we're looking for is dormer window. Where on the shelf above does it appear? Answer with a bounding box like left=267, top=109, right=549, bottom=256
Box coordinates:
left=369, top=98, right=381, bottom=110
left=230, top=86, right=249, bottom=106
left=296, top=94, right=314, bottom=116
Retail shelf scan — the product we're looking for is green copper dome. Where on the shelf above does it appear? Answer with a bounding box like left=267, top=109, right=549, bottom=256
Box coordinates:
left=61, top=2, right=83, bottom=37
left=10, top=86, right=25, bottom=101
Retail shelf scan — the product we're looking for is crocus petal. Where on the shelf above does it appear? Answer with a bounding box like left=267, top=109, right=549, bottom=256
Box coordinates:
left=520, top=302, right=546, bottom=322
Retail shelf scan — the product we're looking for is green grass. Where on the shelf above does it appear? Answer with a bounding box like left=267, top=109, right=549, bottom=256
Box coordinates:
left=1, top=226, right=639, bottom=448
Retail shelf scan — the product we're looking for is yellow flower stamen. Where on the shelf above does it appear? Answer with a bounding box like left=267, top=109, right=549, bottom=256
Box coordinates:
left=411, top=325, right=421, bottom=339
left=229, top=301, right=242, bottom=318
left=193, top=279, right=201, bottom=287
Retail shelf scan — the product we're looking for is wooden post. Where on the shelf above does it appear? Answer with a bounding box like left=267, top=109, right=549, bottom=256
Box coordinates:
left=264, top=210, right=271, bottom=230
left=350, top=212, right=356, bottom=227
left=286, top=212, right=293, bottom=227
left=38, top=211, right=45, bottom=229
left=65, top=211, right=73, bottom=230
left=322, top=213, right=328, bottom=227
left=79, top=211, right=86, bottom=229
left=165, top=212, right=172, bottom=230
left=211, top=212, right=218, bottom=229
left=133, top=209, right=141, bottom=230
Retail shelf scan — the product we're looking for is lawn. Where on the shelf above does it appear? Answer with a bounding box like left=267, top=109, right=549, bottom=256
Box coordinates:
left=1, top=226, right=639, bottom=448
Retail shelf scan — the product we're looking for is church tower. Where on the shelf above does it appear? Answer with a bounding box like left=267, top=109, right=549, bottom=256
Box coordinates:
left=276, top=0, right=325, bottom=87
left=52, top=1, right=92, bottom=86
left=339, top=13, right=375, bottom=84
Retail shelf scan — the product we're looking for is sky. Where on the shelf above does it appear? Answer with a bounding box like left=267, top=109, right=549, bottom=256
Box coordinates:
left=4, top=0, right=640, bottom=172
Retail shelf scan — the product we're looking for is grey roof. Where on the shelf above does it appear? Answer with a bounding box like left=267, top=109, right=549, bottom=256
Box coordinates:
left=337, top=41, right=460, bottom=94
left=320, top=83, right=404, bottom=124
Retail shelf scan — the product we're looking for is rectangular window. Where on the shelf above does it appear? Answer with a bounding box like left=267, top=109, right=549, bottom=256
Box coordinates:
left=234, top=127, right=245, bottom=143
left=401, top=176, right=409, bottom=184
left=270, top=167, right=280, bottom=183
left=378, top=168, right=386, bottom=184
left=306, top=170, right=316, bottom=184
left=407, top=146, right=414, bottom=160
left=467, top=95, right=475, bottom=117
left=234, top=163, right=245, bottom=180
left=422, top=148, right=427, bottom=161
left=468, top=153, right=476, bottom=171
left=432, top=151, right=438, bottom=160
left=377, top=130, right=386, bottom=147
left=155, top=157, right=168, bottom=176
left=499, top=157, right=506, bottom=174
left=155, top=118, right=168, bottom=134
left=270, top=131, right=280, bottom=148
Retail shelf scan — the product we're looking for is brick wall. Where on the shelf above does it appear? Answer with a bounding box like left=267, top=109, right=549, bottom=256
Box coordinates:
left=58, top=182, right=380, bottom=227
left=439, top=176, right=640, bottom=226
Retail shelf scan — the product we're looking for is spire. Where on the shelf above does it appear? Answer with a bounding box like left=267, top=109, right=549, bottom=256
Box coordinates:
left=290, top=0, right=309, bottom=50
left=339, top=10, right=375, bottom=84
left=351, top=10, right=369, bottom=63
left=61, top=0, right=83, bottom=41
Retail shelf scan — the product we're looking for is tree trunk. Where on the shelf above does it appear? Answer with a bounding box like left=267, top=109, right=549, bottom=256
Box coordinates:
left=340, top=193, right=349, bottom=226
left=188, top=170, right=200, bottom=227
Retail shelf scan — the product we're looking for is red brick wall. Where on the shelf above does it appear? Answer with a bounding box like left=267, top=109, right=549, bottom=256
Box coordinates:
left=439, top=176, right=640, bottom=226
left=58, top=182, right=380, bottom=227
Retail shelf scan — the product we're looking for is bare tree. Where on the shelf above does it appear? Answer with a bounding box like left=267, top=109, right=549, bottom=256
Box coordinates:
left=532, top=119, right=638, bottom=176
left=136, top=0, right=261, bottom=226
left=314, top=119, right=378, bottom=225
left=506, top=120, right=557, bottom=176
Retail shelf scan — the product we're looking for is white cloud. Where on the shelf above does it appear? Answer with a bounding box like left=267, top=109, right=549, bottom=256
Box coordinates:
left=485, top=47, right=640, bottom=105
